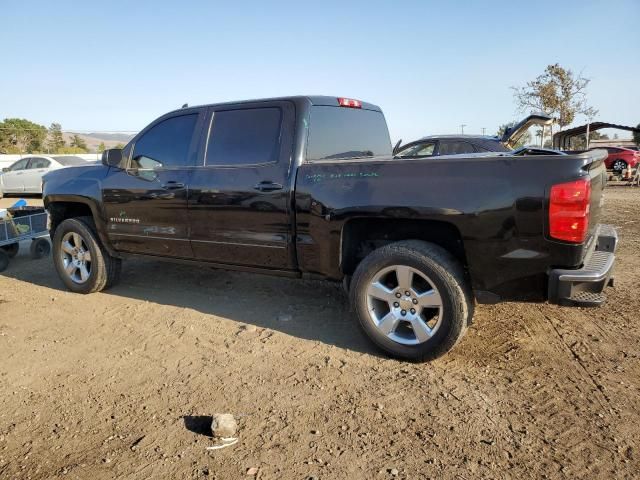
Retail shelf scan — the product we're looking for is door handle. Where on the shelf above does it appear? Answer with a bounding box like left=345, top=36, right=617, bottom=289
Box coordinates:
left=253, top=181, right=283, bottom=192
left=161, top=181, right=185, bottom=190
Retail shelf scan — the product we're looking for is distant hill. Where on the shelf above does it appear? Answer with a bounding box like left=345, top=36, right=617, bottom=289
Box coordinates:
left=83, top=132, right=136, bottom=143
left=63, top=132, right=136, bottom=153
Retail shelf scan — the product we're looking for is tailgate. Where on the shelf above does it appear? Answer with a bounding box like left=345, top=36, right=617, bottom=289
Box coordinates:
left=584, top=149, right=607, bottom=242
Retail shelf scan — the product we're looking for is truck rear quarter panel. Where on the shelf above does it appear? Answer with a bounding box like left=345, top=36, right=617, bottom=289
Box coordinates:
left=295, top=153, right=602, bottom=301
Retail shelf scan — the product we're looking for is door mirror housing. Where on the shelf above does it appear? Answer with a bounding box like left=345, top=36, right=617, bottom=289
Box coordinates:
left=102, top=148, right=124, bottom=168
left=1, top=167, right=9, bottom=173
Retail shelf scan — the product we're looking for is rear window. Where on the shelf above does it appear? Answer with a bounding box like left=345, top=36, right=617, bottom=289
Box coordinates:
left=53, top=156, right=87, bottom=166
left=306, top=106, right=391, bottom=161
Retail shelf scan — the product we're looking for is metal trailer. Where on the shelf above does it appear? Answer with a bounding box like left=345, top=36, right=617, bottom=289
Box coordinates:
left=0, top=206, right=51, bottom=272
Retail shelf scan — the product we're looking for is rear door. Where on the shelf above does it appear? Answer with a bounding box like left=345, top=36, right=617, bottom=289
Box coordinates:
left=23, top=157, right=50, bottom=192
left=101, top=109, right=205, bottom=258
left=188, top=101, right=295, bottom=269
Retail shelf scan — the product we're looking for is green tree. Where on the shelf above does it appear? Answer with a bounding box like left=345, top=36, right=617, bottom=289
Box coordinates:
left=57, top=146, right=90, bottom=154
left=69, top=134, right=88, bottom=152
left=114, top=143, right=125, bottom=149
left=634, top=123, right=640, bottom=146
left=47, top=122, right=66, bottom=153
left=97, top=142, right=106, bottom=153
left=512, top=64, right=597, bottom=131
left=496, top=121, right=532, bottom=148
left=0, top=118, right=47, bottom=153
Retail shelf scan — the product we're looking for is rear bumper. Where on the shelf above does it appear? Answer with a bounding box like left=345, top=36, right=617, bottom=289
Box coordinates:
left=548, top=224, right=617, bottom=307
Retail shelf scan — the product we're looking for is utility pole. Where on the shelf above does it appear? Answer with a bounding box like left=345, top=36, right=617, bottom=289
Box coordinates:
left=481, top=127, right=486, bottom=136
left=460, top=124, right=467, bottom=135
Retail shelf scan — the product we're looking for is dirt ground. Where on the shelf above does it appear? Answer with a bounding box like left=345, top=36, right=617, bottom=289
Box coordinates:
left=0, top=189, right=639, bottom=480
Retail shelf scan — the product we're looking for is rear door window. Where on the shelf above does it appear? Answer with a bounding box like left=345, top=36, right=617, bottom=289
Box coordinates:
left=306, top=106, right=391, bottom=161
left=438, top=141, right=476, bottom=155
left=205, top=108, right=282, bottom=166
left=29, top=158, right=51, bottom=169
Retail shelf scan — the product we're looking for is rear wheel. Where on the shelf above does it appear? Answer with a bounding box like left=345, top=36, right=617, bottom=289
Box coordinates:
left=350, top=240, right=472, bottom=361
left=612, top=159, right=627, bottom=173
left=52, top=217, right=121, bottom=293
left=30, top=238, right=51, bottom=259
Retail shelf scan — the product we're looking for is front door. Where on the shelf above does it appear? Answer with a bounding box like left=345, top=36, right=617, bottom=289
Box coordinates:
left=102, top=110, right=204, bottom=258
left=2, top=158, right=30, bottom=192
left=188, top=101, right=295, bottom=270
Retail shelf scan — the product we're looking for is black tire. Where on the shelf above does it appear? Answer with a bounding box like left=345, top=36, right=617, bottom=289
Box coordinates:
left=0, top=249, right=9, bottom=272
left=350, top=240, right=472, bottom=361
left=30, top=238, right=50, bottom=259
left=76, top=216, right=122, bottom=289
left=612, top=159, right=627, bottom=173
left=1, top=242, right=19, bottom=258
left=52, top=216, right=121, bottom=293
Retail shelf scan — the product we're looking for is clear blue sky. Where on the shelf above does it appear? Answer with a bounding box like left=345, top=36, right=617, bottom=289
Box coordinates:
left=1, top=0, right=638, bottom=141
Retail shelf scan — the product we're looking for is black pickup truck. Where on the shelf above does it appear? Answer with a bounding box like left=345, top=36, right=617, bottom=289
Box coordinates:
left=42, top=96, right=617, bottom=361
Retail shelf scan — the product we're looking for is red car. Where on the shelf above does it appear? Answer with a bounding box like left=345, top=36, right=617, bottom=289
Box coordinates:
left=590, top=146, right=640, bottom=173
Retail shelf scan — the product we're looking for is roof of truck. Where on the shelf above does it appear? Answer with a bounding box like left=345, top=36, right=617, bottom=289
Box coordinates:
left=170, top=96, right=383, bottom=114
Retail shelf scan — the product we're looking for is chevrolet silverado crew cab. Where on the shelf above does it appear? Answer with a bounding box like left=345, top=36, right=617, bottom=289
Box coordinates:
left=42, top=96, right=617, bottom=361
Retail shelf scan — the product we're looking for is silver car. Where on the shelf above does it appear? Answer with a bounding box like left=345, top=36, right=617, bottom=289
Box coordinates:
left=0, top=155, right=87, bottom=196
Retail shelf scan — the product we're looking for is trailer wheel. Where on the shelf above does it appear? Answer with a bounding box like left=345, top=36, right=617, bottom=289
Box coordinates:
left=1, top=243, right=19, bottom=258
left=0, top=249, right=9, bottom=272
left=30, top=238, right=51, bottom=259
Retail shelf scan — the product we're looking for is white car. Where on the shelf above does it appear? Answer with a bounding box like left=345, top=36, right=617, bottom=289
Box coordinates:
left=0, top=155, right=88, bottom=196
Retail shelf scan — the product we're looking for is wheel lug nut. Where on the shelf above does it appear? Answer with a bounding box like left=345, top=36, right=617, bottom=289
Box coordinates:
left=405, top=291, right=410, bottom=296
left=395, top=292, right=401, bottom=298
left=393, top=302, right=399, bottom=308
left=412, top=298, right=418, bottom=304
left=401, top=310, right=407, bottom=316
left=410, top=308, right=416, bottom=314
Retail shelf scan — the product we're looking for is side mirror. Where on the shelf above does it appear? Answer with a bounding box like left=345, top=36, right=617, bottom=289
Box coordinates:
left=1, top=167, right=8, bottom=173
left=102, top=148, right=124, bottom=168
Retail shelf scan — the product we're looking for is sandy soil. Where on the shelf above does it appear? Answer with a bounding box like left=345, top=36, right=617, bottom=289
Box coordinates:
left=0, top=189, right=639, bottom=479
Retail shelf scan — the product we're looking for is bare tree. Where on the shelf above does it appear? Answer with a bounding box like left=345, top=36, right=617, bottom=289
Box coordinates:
left=512, top=64, right=598, bottom=145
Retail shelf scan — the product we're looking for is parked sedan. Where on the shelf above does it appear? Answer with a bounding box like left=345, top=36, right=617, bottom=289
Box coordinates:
left=394, top=114, right=554, bottom=158
left=0, top=156, right=87, bottom=196
left=589, top=146, right=640, bottom=173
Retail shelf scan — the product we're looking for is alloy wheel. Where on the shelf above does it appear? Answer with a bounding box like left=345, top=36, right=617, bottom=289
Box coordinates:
left=366, top=265, right=443, bottom=345
left=60, top=232, right=92, bottom=284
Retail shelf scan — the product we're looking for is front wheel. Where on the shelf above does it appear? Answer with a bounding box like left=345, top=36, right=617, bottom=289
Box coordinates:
left=52, top=217, right=121, bottom=294
left=350, top=240, right=473, bottom=361
left=1, top=243, right=19, bottom=258
left=0, top=249, right=9, bottom=272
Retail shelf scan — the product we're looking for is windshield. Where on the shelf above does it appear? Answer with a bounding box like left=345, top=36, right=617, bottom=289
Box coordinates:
left=53, top=156, right=87, bottom=166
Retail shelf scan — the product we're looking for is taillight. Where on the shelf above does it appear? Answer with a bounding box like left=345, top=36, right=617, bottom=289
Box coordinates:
left=549, top=178, right=591, bottom=243
left=337, top=97, right=362, bottom=108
